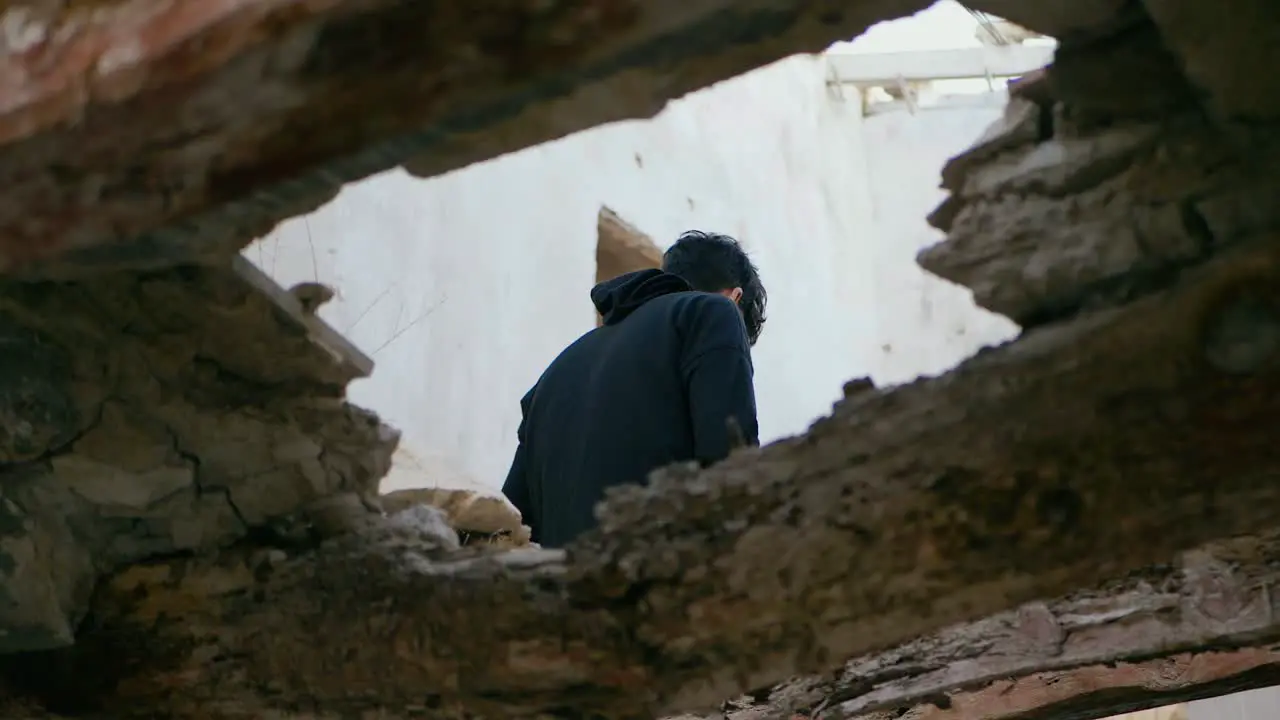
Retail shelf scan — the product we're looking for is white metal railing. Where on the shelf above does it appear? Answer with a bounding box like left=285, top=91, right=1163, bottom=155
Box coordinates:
left=826, top=44, right=1055, bottom=85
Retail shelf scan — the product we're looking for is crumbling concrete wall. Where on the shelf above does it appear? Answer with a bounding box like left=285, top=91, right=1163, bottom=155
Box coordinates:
left=0, top=259, right=398, bottom=654
left=244, top=51, right=1020, bottom=491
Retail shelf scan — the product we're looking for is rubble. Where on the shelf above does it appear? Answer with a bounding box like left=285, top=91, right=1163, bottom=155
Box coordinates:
left=381, top=488, right=531, bottom=545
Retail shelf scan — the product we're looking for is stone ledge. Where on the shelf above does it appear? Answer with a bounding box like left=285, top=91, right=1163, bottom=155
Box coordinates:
left=0, top=258, right=393, bottom=653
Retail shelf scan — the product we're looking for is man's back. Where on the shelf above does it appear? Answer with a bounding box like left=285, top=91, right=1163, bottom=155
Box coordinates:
left=502, top=268, right=758, bottom=548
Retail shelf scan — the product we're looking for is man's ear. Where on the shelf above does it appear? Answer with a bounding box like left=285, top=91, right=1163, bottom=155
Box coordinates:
left=725, top=287, right=743, bottom=304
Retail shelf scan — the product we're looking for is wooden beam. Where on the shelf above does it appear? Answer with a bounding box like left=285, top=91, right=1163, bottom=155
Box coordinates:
left=873, top=652, right=1277, bottom=720
left=708, top=534, right=1280, bottom=720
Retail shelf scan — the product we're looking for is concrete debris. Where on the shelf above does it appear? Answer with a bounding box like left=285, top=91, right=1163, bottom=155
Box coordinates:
left=381, top=488, right=529, bottom=542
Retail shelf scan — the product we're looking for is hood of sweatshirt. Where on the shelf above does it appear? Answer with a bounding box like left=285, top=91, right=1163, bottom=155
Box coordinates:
left=589, top=269, right=691, bottom=325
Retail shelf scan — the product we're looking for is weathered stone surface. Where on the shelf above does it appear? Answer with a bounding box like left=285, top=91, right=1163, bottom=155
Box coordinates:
left=11, top=0, right=1259, bottom=285
left=937, top=97, right=1043, bottom=194
left=919, top=107, right=1280, bottom=326
left=0, top=476, right=93, bottom=653
left=954, top=123, right=1161, bottom=198
left=968, top=0, right=1138, bottom=40
left=1047, top=14, right=1199, bottom=121
left=0, top=0, right=1278, bottom=718
left=0, top=258, right=396, bottom=653
left=701, top=533, right=1280, bottom=720
left=4, top=233, right=1280, bottom=716
left=0, top=321, right=80, bottom=463
left=865, top=652, right=1265, bottom=720
left=0, top=0, right=933, bottom=278
left=1143, top=0, right=1280, bottom=124
left=53, top=457, right=193, bottom=512
left=949, top=5, right=1194, bottom=124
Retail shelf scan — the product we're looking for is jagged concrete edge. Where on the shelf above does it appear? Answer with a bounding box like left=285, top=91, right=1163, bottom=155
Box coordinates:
left=8, top=0, right=932, bottom=278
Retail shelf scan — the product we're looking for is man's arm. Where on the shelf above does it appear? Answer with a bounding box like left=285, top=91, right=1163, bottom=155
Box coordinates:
left=680, top=295, right=759, bottom=466
left=500, top=387, right=539, bottom=543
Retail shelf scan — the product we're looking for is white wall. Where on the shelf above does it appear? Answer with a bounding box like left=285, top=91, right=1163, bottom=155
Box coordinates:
left=854, top=99, right=1020, bottom=385
left=1189, top=687, right=1280, bottom=720
left=245, top=53, right=1015, bottom=493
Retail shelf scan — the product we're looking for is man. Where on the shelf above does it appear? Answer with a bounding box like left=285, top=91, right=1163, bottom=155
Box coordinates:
left=501, top=230, right=767, bottom=548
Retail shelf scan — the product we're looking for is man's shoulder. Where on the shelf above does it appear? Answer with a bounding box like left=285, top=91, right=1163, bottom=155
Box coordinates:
left=618, top=289, right=725, bottom=323
left=666, top=292, right=748, bottom=346
left=601, top=291, right=743, bottom=348
left=686, top=291, right=742, bottom=318
left=657, top=289, right=738, bottom=314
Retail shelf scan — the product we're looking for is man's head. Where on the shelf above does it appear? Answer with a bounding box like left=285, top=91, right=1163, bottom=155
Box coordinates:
left=662, top=230, right=767, bottom=346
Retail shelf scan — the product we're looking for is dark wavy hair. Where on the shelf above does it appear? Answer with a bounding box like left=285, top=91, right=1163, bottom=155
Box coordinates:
left=662, top=230, right=767, bottom=346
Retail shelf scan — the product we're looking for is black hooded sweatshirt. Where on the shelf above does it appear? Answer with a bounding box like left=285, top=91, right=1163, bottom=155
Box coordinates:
left=501, top=269, right=758, bottom=548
